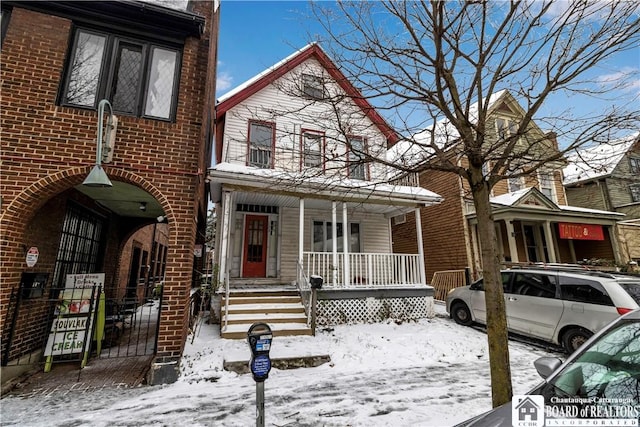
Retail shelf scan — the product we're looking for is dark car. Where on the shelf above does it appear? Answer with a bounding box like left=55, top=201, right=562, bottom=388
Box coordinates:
left=456, top=309, right=640, bottom=426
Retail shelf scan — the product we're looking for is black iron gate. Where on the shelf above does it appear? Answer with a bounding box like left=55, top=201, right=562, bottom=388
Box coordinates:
left=1, top=279, right=162, bottom=369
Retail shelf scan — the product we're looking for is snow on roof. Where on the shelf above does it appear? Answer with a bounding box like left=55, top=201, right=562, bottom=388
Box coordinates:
left=490, top=187, right=532, bottom=206
left=489, top=187, right=624, bottom=216
left=563, top=132, right=639, bottom=185
left=217, top=43, right=317, bottom=104
left=387, top=90, right=509, bottom=167
left=212, top=162, right=443, bottom=203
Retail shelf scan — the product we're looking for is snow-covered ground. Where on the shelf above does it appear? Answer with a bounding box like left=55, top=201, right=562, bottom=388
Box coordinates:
left=1, top=304, right=560, bottom=426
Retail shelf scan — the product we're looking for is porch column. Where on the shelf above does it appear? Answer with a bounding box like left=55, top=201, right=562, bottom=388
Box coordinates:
left=342, top=202, right=350, bottom=287
left=298, top=198, right=305, bottom=272
left=505, top=220, right=519, bottom=263
left=608, top=224, right=623, bottom=265
left=415, top=207, right=426, bottom=285
left=332, top=201, right=338, bottom=286
left=218, top=191, right=233, bottom=287
left=543, top=221, right=557, bottom=262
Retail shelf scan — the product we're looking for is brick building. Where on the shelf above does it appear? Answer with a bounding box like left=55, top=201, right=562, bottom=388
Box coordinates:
left=1, top=1, right=218, bottom=384
left=391, top=91, right=624, bottom=283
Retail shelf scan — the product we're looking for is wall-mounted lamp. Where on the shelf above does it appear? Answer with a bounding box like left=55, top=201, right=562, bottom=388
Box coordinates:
left=140, top=202, right=147, bottom=212
left=83, top=99, right=114, bottom=187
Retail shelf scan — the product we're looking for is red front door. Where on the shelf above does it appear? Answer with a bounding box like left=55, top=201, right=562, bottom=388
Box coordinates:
left=243, top=215, right=268, bottom=277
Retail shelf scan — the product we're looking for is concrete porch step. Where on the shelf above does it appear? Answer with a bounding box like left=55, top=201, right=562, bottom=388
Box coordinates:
left=224, top=295, right=302, bottom=305
left=221, top=322, right=312, bottom=340
left=221, top=288, right=310, bottom=339
left=223, top=302, right=306, bottom=315
left=224, top=312, right=308, bottom=325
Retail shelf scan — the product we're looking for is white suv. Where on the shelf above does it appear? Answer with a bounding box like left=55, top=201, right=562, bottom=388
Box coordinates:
left=445, top=267, right=640, bottom=353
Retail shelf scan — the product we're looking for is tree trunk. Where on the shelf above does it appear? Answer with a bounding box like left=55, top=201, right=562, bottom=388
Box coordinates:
left=472, top=182, right=513, bottom=407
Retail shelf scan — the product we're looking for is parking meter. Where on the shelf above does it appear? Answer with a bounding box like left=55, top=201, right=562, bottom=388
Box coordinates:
left=248, top=323, right=272, bottom=427
left=247, top=323, right=272, bottom=382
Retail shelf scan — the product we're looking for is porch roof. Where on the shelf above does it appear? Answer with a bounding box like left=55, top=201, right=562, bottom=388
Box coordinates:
left=208, top=162, right=443, bottom=215
left=465, top=187, right=625, bottom=224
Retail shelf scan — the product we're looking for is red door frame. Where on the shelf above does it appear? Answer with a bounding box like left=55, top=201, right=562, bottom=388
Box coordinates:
left=242, top=215, right=268, bottom=277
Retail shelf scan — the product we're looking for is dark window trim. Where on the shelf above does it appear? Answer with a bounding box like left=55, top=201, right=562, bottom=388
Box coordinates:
left=59, top=25, right=182, bottom=121
left=630, top=183, right=640, bottom=203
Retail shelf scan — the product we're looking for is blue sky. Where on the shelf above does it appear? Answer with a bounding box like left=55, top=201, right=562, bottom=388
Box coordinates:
left=215, top=1, right=640, bottom=140
left=216, top=1, right=318, bottom=95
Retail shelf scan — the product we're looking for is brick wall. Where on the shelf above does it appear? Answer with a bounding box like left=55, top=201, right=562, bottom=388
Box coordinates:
left=0, top=2, right=214, bottom=370
left=392, top=168, right=469, bottom=283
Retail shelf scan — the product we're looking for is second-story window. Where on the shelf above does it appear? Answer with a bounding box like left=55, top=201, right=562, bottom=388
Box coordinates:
left=302, top=130, right=324, bottom=170
left=61, top=28, right=180, bottom=120
left=630, top=184, right=640, bottom=203
left=348, top=136, right=368, bottom=180
left=630, top=157, right=640, bottom=174
left=508, top=173, right=525, bottom=192
left=496, top=117, right=517, bottom=141
left=248, top=121, right=274, bottom=169
left=538, top=170, right=556, bottom=201
left=302, top=73, right=325, bottom=100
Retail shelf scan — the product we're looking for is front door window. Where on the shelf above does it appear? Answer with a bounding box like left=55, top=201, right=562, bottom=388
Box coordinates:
left=243, top=215, right=268, bottom=277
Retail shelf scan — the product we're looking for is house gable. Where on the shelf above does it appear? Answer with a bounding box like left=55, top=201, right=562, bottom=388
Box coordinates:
left=216, top=43, right=398, bottom=145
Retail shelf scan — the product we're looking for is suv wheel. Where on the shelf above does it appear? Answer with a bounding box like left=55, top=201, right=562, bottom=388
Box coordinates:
left=562, top=328, right=592, bottom=354
left=451, top=302, right=473, bottom=326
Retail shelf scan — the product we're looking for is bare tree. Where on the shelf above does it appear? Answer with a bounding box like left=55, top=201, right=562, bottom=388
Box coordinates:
left=308, top=0, right=640, bottom=407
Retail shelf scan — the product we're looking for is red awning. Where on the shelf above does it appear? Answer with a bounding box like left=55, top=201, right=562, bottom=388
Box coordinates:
left=558, top=223, right=605, bottom=241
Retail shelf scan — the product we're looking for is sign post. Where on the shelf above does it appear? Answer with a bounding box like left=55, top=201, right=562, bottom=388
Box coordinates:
left=247, top=323, right=273, bottom=427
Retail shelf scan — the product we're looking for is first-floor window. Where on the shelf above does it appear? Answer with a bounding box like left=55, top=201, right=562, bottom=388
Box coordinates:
left=52, top=203, right=106, bottom=290
left=312, top=221, right=361, bottom=252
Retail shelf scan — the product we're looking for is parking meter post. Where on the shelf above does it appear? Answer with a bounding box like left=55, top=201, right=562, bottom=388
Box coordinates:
left=310, top=288, right=317, bottom=336
left=309, top=275, right=323, bottom=337
left=256, top=381, right=265, bottom=427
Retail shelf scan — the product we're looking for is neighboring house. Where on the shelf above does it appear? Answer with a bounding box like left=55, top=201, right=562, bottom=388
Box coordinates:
left=208, top=43, right=443, bottom=329
left=391, top=90, right=625, bottom=282
left=563, top=133, right=640, bottom=265
left=0, top=1, right=218, bottom=385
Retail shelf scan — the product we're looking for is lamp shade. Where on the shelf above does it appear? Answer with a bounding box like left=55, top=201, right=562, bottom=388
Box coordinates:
left=82, top=165, right=113, bottom=187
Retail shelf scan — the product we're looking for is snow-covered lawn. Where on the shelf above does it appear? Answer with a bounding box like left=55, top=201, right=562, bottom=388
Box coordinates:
left=1, top=303, right=560, bottom=426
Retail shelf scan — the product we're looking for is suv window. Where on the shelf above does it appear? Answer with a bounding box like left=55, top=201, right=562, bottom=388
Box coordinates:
left=511, top=272, right=557, bottom=298
left=471, top=272, right=511, bottom=292
left=619, top=283, right=640, bottom=305
left=559, top=276, right=614, bottom=306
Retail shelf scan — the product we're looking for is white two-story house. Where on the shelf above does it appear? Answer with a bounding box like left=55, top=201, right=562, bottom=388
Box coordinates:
left=208, top=44, right=443, bottom=331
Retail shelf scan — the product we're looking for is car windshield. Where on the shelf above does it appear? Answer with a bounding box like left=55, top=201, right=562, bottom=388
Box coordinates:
left=540, top=320, right=640, bottom=405
left=619, top=283, right=640, bottom=305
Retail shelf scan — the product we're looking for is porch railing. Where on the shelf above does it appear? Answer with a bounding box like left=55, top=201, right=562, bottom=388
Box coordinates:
left=296, top=259, right=312, bottom=325
left=303, top=252, right=422, bottom=287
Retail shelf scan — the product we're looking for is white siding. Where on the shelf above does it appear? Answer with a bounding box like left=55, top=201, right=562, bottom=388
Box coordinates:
left=221, top=58, right=388, bottom=181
